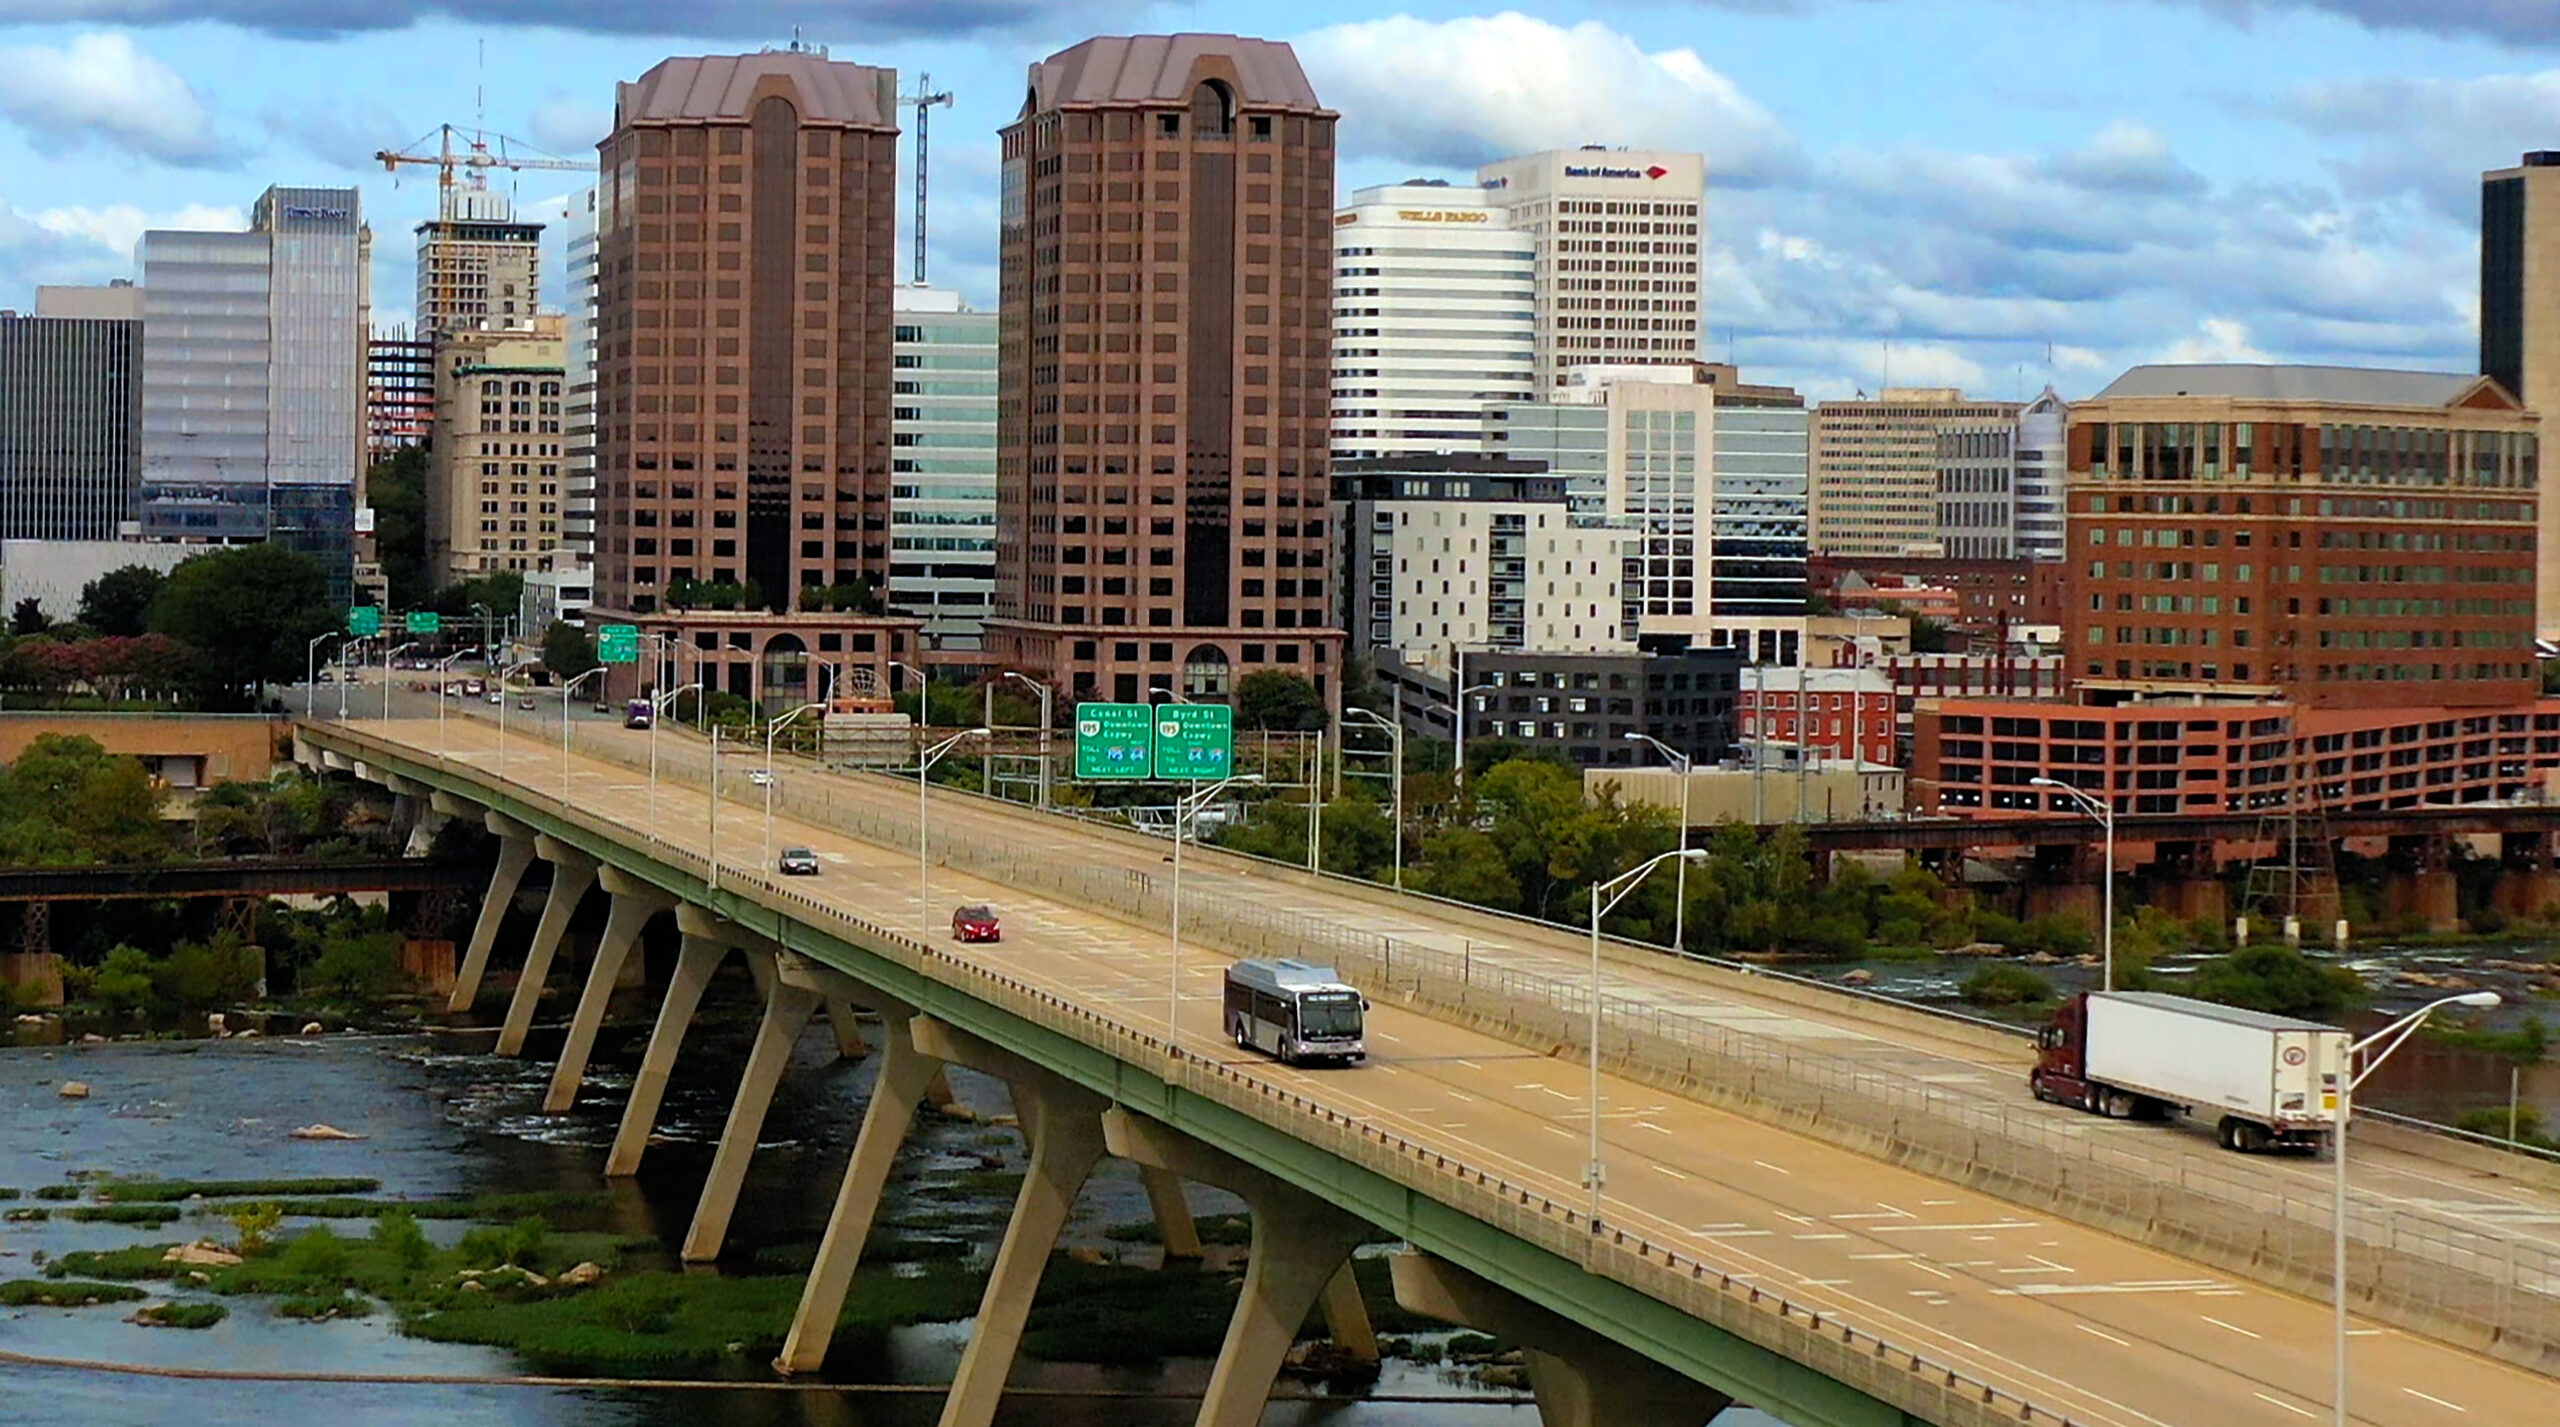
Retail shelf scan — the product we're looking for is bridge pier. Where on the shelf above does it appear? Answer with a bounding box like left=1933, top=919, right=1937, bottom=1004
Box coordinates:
left=1388, top=1251, right=1732, bottom=1427
left=776, top=1004, right=938, bottom=1372
left=448, top=814, right=535, bottom=1013
left=1142, top=1164, right=1204, bottom=1261
left=910, top=1017, right=1110, bottom=1427
left=682, top=946, right=818, bottom=1263
left=608, top=908, right=770, bottom=1177
left=824, top=1000, right=869, bottom=1060
left=495, top=837, right=599, bottom=1055
left=2384, top=834, right=2461, bottom=935
left=1101, top=1107, right=1376, bottom=1427
left=543, top=869, right=678, bottom=1113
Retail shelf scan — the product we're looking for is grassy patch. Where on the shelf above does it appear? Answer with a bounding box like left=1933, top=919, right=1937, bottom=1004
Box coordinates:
left=47, top=1243, right=185, bottom=1281
left=3, top=1207, right=48, bottom=1223
left=238, top=1191, right=613, bottom=1221
left=133, top=1301, right=228, bottom=1329
left=104, top=1177, right=381, bottom=1203
left=65, top=1204, right=183, bottom=1226
left=32, top=1185, right=79, bottom=1201
left=1019, top=1259, right=1240, bottom=1366
left=0, top=1279, right=147, bottom=1307
left=276, top=1292, right=375, bottom=1321
left=1105, top=1212, right=1256, bottom=1247
left=0, top=1187, right=19, bottom=1200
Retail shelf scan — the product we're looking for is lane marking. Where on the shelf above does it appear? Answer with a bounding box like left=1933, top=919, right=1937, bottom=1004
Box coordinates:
left=1792, top=1232, right=1849, bottom=1241
left=1850, top=1252, right=1916, bottom=1262
left=2403, top=1388, right=2466, bottom=1413
left=2076, top=1324, right=2132, bottom=1347
left=2201, top=1316, right=2260, bottom=1340
left=1651, top=1164, right=1691, bottom=1182
left=1909, top=1262, right=1954, bottom=1280
left=1754, top=1160, right=1792, bottom=1176
left=2254, top=1392, right=2317, bottom=1419
left=1873, top=1220, right=2035, bottom=1234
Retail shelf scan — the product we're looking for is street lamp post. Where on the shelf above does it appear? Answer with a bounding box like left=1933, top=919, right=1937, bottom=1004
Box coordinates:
left=305, top=634, right=337, bottom=719
left=1003, top=670, right=1054, bottom=809
left=559, top=667, right=608, bottom=791
left=433, top=647, right=481, bottom=760
left=493, top=654, right=538, bottom=779
left=1437, top=682, right=1497, bottom=791
left=915, top=727, right=992, bottom=937
left=762, top=702, right=827, bottom=873
left=2031, top=777, right=2116, bottom=992
left=380, top=642, right=420, bottom=721
left=1342, top=707, right=1405, bottom=890
left=651, top=680, right=703, bottom=832
left=1627, top=733, right=1695, bottom=954
left=2331, top=990, right=2500, bottom=1427
left=1171, top=773, right=1264, bottom=1043
left=1587, top=848, right=1711, bottom=1228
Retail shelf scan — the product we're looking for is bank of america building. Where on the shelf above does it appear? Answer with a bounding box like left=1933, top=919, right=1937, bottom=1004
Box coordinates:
left=139, top=186, right=369, bottom=600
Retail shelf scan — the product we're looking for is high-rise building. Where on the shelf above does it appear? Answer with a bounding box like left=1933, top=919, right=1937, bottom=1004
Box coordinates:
left=1330, top=181, right=1535, bottom=458
left=1475, top=147, right=1704, bottom=391
left=0, top=289, right=141, bottom=541
left=591, top=51, right=902, bottom=617
left=890, top=284, right=997, bottom=648
left=991, top=33, right=1343, bottom=707
left=428, top=315, right=566, bottom=585
left=414, top=186, right=543, bottom=339
left=2065, top=364, right=2538, bottom=708
left=367, top=326, right=435, bottom=458
left=560, top=184, right=601, bottom=570
left=2012, top=388, right=2068, bottom=561
left=2479, top=151, right=2560, bottom=637
left=1808, top=388, right=2020, bottom=560
left=138, top=185, right=370, bottom=602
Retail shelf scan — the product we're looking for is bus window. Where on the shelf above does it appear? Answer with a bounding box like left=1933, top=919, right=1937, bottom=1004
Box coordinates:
left=1298, top=993, right=1362, bottom=1040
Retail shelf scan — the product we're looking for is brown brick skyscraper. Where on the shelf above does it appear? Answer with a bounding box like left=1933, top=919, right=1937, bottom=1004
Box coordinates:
left=989, top=35, right=1344, bottom=709
left=593, top=52, right=900, bottom=616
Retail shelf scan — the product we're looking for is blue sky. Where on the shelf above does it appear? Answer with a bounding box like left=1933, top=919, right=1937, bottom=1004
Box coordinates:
left=0, top=0, right=2553, bottom=400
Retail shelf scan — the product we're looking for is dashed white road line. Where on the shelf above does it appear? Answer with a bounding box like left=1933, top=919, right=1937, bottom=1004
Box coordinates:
left=2403, top=1387, right=2467, bottom=1412
left=2076, top=1324, right=2132, bottom=1347
left=2200, top=1316, right=2260, bottom=1340
left=2253, top=1392, right=2317, bottom=1419
left=1754, top=1160, right=1791, bottom=1176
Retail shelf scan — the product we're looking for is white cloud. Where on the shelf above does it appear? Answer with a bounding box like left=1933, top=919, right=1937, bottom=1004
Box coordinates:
left=1294, top=12, right=1795, bottom=183
left=36, top=202, right=244, bottom=259
left=527, top=96, right=611, bottom=159
left=2157, top=318, right=2275, bottom=365
left=0, top=31, right=223, bottom=166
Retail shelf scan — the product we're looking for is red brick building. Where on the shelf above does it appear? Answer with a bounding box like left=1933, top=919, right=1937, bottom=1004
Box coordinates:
left=1809, top=555, right=2063, bottom=632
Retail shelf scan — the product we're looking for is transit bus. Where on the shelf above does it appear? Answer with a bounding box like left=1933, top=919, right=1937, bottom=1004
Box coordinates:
left=1222, top=958, right=1367, bottom=1065
left=625, top=699, right=655, bottom=729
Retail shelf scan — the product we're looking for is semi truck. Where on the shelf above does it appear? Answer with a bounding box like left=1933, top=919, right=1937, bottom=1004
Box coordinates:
left=2030, top=990, right=2345, bottom=1153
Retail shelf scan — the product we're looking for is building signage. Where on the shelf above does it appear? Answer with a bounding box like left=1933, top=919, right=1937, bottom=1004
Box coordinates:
left=1395, top=209, right=1488, bottom=223
left=283, top=206, right=352, bottom=221
left=1562, top=164, right=1671, bottom=181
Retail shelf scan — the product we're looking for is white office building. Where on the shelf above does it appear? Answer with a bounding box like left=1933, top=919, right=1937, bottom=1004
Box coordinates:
left=891, top=285, right=997, bottom=649
left=1331, top=182, right=1536, bottom=459
left=2012, top=387, right=2067, bottom=561
left=1476, top=148, right=1706, bottom=391
left=558, top=185, right=600, bottom=578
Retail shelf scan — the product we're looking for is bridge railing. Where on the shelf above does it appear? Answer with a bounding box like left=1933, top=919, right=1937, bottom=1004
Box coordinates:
left=381, top=718, right=2560, bottom=1370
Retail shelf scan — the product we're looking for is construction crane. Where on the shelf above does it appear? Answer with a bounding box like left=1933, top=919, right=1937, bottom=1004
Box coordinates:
left=903, top=74, right=953, bottom=284
left=375, top=124, right=593, bottom=207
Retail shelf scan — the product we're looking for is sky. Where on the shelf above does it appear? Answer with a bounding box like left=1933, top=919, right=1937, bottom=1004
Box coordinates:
left=0, top=0, right=2553, bottom=401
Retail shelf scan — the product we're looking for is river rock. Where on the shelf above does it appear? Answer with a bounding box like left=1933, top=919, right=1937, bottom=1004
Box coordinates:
left=56, top=1081, right=89, bottom=1099
left=558, top=1261, right=603, bottom=1287
left=458, top=1279, right=487, bottom=1293
left=163, top=1241, right=242, bottom=1268
left=1841, top=969, right=1874, bottom=986
left=290, top=1123, right=367, bottom=1141
left=300, top=1023, right=324, bottom=1035
left=78, top=1033, right=104, bottom=1044
left=233, top=1028, right=260, bottom=1039
left=13, top=1014, right=47, bottom=1027
left=206, top=1013, right=226, bottom=1037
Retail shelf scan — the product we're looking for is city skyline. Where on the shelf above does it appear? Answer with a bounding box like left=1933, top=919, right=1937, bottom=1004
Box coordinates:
left=0, top=0, right=2550, bottom=403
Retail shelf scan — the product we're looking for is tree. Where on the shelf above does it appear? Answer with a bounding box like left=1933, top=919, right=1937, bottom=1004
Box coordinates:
left=10, top=597, right=50, bottom=637
left=2186, top=945, right=2365, bottom=1020
left=0, top=734, right=169, bottom=864
left=1406, top=825, right=1521, bottom=911
left=803, top=578, right=884, bottom=614
left=541, top=619, right=600, bottom=683
left=78, top=566, right=167, bottom=638
left=366, top=445, right=430, bottom=608
left=148, top=543, right=335, bottom=707
left=1236, top=670, right=1325, bottom=731
left=1908, top=616, right=1952, bottom=654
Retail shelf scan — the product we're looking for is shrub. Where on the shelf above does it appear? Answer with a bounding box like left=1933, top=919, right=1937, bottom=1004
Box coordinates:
left=279, top=1225, right=353, bottom=1280
left=91, top=945, right=157, bottom=1016
left=1961, top=965, right=2055, bottom=1008
left=133, top=1301, right=228, bottom=1329
left=227, top=1202, right=284, bottom=1256
left=32, top=1184, right=79, bottom=1201
left=0, top=1278, right=147, bottom=1307
left=372, top=1210, right=434, bottom=1273
left=2186, top=945, right=2364, bottom=1020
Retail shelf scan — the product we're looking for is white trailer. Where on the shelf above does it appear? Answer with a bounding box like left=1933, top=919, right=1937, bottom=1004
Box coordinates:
left=2032, top=990, right=2346, bottom=1152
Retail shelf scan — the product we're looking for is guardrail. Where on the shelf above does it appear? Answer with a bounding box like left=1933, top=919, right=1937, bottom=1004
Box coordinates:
left=329, top=715, right=2560, bottom=1373
left=2365, top=1107, right=2560, bottom=1168
left=312, top=717, right=2084, bottom=1427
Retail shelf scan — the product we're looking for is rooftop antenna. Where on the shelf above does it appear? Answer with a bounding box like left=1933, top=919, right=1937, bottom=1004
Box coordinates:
left=904, top=72, right=955, bottom=284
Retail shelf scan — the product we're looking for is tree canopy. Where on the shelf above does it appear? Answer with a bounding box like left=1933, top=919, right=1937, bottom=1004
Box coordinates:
left=0, top=734, right=168, bottom=865
left=1235, top=670, right=1325, bottom=731
left=77, top=565, right=167, bottom=638
left=540, top=620, right=600, bottom=683
left=148, top=543, right=336, bottom=707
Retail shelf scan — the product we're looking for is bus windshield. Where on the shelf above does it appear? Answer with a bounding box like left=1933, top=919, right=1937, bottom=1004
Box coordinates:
left=1297, top=992, right=1362, bottom=1039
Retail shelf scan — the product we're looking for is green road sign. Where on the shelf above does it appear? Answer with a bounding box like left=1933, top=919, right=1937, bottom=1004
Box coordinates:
left=346, top=606, right=381, bottom=637
left=1074, top=702, right=1154, bottom=779
left=1154, top=703, right=1234, bottom=781
left=404, top=611, right=443, bottom=635
left=597, top=624, right=640, bottom=664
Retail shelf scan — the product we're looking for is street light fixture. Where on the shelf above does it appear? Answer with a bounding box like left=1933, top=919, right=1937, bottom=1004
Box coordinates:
left=305, top=633, right=338, bottom=719
left=559, top=666, right=609, bottom=791
left=1430, top=682, right=1499, bottom=790
left=1626, top=732, right=1695, bottom=955
left=2331, top=989, right=2499, bottom=1427
left=1586, top=847, right=1710, bottom=1228
left=915, top=726, right=993, bottom=937
left=2031, top=776, right=2116, bottom=992
left=1341, top=706, right=1405, bottom=891
left=493, top=653, right=539, bottom=779
left=650, top=680, right=703, bottom=832
left=763, top=701, right=827, bottom=873
left=380, top=642, right=420, bottom=722
left=1003, top=670, right=1055, bottom=809
left=1170, top=773, right=1264, bottom=1044
left=434, top=647, right=481, bottom=760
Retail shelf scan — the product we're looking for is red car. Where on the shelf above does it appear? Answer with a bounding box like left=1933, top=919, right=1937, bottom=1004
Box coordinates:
left=951, top=904, right=1001, bottom=943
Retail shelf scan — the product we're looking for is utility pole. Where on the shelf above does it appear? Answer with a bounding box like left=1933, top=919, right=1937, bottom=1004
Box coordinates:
left=904, top=73, right=954, bottom=284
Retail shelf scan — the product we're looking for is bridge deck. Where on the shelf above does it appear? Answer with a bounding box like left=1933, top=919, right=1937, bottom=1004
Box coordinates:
left=326, top=707, right=2560, bottom=1426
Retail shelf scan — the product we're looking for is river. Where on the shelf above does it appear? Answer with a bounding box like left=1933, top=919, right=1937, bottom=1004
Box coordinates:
left=0, top=990, right=1782, bottom=1426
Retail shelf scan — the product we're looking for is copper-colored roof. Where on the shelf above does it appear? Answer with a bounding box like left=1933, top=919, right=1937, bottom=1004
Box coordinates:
left=1025, top=34, right=1328, bottom=114
left=617, top=53, right=899, bottom=129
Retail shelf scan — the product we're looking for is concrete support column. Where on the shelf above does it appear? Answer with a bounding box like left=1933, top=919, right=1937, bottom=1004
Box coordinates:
left=448, top=817, right=536, bottom=1013
left=1142, top=1165, right=1204, bottom=1261
left=1318, top=1263, right=1379, bottom=1364
left=543, top=868, right=677, bottom=1113
left=681, top=973, right=820, bottom=1262
left=1389, top=1252, right=1732, bottom=1427
left=1102, top=1109, right=1374, bottom=1427
left=909, top=1017, right=1110, bottom=1427
left=824, top=998, right=869, bottom=1060
left=494, top=837, right=598, bottom=1056
left=775, top=1008, right=938, bottom=1373
left=606, top=925, right=728, bottom=1177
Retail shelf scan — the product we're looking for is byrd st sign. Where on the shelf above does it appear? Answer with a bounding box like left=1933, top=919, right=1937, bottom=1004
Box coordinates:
left=1153, top=704, right=1234, bottom=781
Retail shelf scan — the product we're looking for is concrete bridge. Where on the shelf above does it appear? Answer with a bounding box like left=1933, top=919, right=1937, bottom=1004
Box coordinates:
left=294, top=708, right=2560, bottom=1427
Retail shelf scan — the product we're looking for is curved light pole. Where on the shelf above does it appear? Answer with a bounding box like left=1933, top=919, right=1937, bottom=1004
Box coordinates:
left=380, top=641, right=420, bottom=722
left=1433, top=681, right=1498, bottom=790
left=2031, top=776, right=2115, bottom=991
left=1171, top=773, right=1263, bottom=1044
left=1003, top=670, right=1054, bottom=809
left=763, top=701, right=827, bottom=873
left=650, top=680, right=703, bottom=832
left=493, top=654, right=539, bottom=779
left=1342, top=706, right=1405, bottom=891
left=558, top=666, right=608, bottom=791
left=1587, top=847, right=1710, bottom=1228
left=2331, top=989, right=2499, bottom=1427
left=915, top=726, right=992, bottom=937
left=305, top=633, right=338, bottom=719
left=1627, top=732, right=1695, bottom=954
left=433, top=646, right=481, bottom=760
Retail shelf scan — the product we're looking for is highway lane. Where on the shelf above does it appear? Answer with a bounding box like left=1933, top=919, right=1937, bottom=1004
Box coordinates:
left=330, top=707, right=2560, bottom=1426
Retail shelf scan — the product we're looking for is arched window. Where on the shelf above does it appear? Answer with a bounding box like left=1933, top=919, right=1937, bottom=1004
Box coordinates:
left=1190, top=80, right=1232, bottom=138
